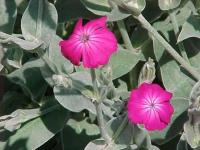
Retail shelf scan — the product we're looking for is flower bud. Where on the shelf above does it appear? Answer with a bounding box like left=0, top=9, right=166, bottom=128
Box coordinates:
left=190, top=81, right=200, bottom=105
left=138, top=57, right=156, bottom=85
left=110, top=0, right=146, bottom=16
left=106, top=86, right=117, bottom=99
left=158, top=0, right=181, bottom=10
left=52, top=74, right=72, bottom=88
left=99, top=66, right=113, bottom=86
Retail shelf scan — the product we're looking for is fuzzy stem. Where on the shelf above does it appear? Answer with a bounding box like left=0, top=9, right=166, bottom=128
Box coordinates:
left=108, top=0, right=137, bottom=52
left=90, top=69, right=112, bottom=144
left=117, top=20, right=137, bottom=52
left=60, top=128, right=65, bottom=150
left=90, top=69, right=99, bottom=98
left=116, top=20, right=137, bottom=88
left=136, top=14, right=200, bottom=81
left=169, top=11, right=190, bottom=62
left=95, top=102, right=112, bottom=143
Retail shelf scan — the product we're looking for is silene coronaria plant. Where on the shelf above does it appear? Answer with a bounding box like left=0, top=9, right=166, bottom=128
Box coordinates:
left=1, top=0, right=200, bottom=149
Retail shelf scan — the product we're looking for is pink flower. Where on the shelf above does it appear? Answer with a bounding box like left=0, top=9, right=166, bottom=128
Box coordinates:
left=59, top=17, right=118, bottom=68
left=127, top=83, right=174, bottom=131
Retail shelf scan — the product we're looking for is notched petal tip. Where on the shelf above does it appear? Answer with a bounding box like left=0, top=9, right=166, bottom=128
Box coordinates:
left=84, top=16, right=108, bottom=29
left=93, top=16, right=108, bottom=25
left=99, top=16, right=108, bottom=23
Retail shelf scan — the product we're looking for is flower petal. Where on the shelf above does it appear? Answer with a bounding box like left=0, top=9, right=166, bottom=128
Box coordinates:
left=86, top=42, right=110, bottom=66
left=84, top=16, right=107, bottom=35
left=81, top=17, right=117, bottom=68
left=59, top=37, right=83, bottom=65
left=157, top=103, right=174, bottom=124
left=132, top=83, right=153, bottom=102
left=82, top=45, right=97, bottom=68
left=129, top=88, right=148, bottom=105
left=157, top=91, right=173, bottom=103
left=127, top=101, right=148, bottom=124
left=144, top=109, right=167, bottom=131
left=90, top=28, right=117, bottom=53
left=73, top=18, right=83, bottom=35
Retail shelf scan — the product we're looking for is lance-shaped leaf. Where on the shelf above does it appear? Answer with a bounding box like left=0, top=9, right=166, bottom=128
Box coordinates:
left=0, top=107, right=68, bottom=150
left=21, top=0, right=58, bottom=45
left=0, top=105, right=59, bottom=132
left=0, top=32, right=43, bottom=51
left=4, top=47, right=23, bottom=69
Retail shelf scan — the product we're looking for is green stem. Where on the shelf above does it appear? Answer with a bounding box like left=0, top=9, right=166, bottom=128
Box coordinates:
left=95, top=102, right=112, bottom=143
left=136, top=14, right=200, bottom=81
left=117, top=20, right=137, bottom=52
left=129, top=70, right=135, bottom=89
left=90, top=69, right=112, bottom=144
left=116, top=17, right=137, bottom=88
left=90, top=69, right=99, bottom=98
left=108, top=0, right=137, bottom=52
left=60, top=129, right=65, bottom=150
left=169, top=11, right=190, bottom=62
left=60, top=114, right=69, bottom=150
left=40, top=104, right=60, bottom=115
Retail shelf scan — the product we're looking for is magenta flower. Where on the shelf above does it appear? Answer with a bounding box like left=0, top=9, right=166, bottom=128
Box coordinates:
left=127, top=83, right=174, bottom=131
left=59, top=17, right=118, bottom=68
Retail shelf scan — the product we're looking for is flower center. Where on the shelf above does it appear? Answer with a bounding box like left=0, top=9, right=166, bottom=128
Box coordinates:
left=80, top=34, right=90, bottom=43
left=150, top=102, right=155, bottom=108
left=145, top=98, right=157, bottom=109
